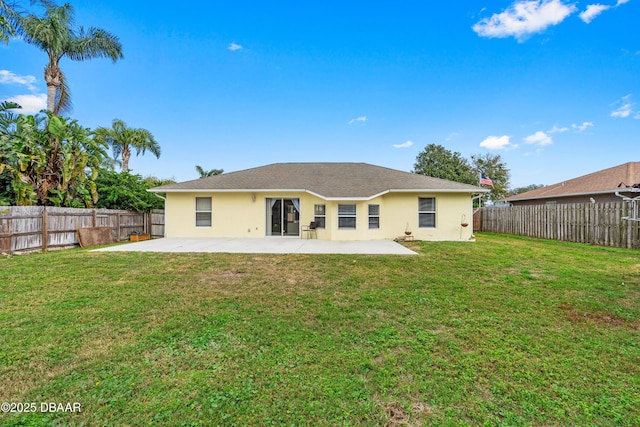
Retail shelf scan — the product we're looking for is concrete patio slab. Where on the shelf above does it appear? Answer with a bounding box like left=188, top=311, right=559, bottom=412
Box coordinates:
left=92, top=237, right=417, bottom=255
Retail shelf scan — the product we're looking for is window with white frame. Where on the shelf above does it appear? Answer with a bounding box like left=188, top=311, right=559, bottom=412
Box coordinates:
left=418, top=197, right=436, bottom=228
left=368, top=204, right=380, bottom=229
left=314, top=204, right=326, bottom=228
left=338, top=204, right=356, bottom=229
left=195, top=197, right=212, bottom=227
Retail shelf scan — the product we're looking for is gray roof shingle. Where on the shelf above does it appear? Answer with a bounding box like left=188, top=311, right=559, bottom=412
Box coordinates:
left=150, top=162, right=486, bottom=199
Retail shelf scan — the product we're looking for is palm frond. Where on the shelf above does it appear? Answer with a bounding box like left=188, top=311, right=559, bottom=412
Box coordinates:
left=72, top=26, right=123, bottom=62
left=0, top=0, right=25, bottom=41
left=52, top=69, right=71, bottom=115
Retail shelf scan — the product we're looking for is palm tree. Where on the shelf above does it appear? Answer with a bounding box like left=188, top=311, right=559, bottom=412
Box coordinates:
left=94, top=119, right=160, bottom=172
left=21, top=1, right=123, bottom=114
left=195, top=165, right=223, bottom=178
left=0, top=1, right=22, bottom=44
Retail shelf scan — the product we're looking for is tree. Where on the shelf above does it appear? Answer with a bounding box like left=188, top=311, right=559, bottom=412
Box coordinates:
left=0, top=0, right=22, bottom=43
left=0, top=101, right=22, bottom=204
left=94, top=169, right=171, bottom=212
left=412, top=143, right=476, bottom=185
left=195, top=165, right=223, bottom=178
left=471, top=153, right=510, bottom=203
left=0, top=108, right=108, bottom=207
left=94, top=119, right=160, bottom=172
left=508, top=184, right=544, bottom=197
left=0, top=106, right=48, bottom=205
left=21, top=1, right=123, bottom=114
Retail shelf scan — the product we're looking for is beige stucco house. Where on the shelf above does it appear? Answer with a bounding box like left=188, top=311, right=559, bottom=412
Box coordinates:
left=149, top=163, right=487, bottom=241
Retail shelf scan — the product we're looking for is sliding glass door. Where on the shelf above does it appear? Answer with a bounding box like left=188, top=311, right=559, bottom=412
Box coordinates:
left=266, top=198, right=300, bottom=236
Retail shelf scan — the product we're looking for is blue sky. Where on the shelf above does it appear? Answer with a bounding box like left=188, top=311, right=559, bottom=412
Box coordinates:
left=1, top=0, right=639, bottom=187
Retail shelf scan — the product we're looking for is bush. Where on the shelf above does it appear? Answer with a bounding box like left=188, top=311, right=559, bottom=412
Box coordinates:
left=95, top=169, right=170, bottom=212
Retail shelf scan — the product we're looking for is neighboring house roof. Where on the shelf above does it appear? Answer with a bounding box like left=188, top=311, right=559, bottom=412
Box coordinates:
left=506, top=162, right=640, bottom=202
left=150, top=162, right=487, bottom=200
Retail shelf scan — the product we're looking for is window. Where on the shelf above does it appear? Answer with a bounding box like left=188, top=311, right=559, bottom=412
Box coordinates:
left=368, top=204, right=380, bottom=229
left=338, top=204, right=356, bottom=229
left=314, top=204, right=326, bottom=228
left=418, top=197, right=436, bottom=228
left=195, top=197, right=212, bottom=227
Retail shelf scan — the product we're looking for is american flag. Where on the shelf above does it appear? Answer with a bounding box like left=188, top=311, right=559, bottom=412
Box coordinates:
left=480, top=173, right=494, bottom=187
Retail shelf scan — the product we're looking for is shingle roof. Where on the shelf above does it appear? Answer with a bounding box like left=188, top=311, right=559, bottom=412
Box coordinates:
left=506, top=162, right=640, bottom=202
left=150, top=162, right=486, bottom=199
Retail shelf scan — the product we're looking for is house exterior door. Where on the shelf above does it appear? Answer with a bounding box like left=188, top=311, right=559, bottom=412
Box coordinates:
left=266, top=198, right=300, bottom=236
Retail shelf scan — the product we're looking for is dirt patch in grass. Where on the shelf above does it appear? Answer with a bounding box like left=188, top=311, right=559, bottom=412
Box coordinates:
left=383, top=400, right=434, bottom=426
left=385, top=402, right=410, bottom=425
left=560, top=303, right=640, bottom=330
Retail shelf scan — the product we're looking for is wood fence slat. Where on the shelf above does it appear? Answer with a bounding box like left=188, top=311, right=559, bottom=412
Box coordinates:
left=481, top=202, right=639, bottom=249
left=0, top=206, right=165, bottom=255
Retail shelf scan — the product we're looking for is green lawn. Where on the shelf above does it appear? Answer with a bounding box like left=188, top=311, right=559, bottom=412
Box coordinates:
left=1, top=233, right=638, bottom=426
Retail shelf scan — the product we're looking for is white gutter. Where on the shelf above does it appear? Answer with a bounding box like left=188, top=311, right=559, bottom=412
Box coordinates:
left=148, top=188, right=487, bottom=199
left=508, top=189, right=638, bottom=202
left=147, top=188, right=307, bottom=194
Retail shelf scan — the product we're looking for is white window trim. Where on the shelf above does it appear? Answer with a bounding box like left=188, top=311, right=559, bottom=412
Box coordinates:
left=368, top=204, right=380, bottom=229
left=338, top=203, right=357, bottom=229
left=314, top=204, right=326, bottom=229
left=418, top=197, right=436, bottom=228
left=195, top=196, right=212, bottom=227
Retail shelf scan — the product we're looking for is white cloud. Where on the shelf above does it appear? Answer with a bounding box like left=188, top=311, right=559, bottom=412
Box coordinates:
left=228, top=42, right=242, bottom=51
left=472, top=0, right=577, bottom=41
left=445, top=132, right=460, bottom=141
left=524, top=130, right=553, bottom=146
left=480, top=135, right=513, bottom=150
left=392, top=140, right=414, bottom=148
left=547, top=122, right=593, bottom=133
left=581, top=0, right=631, bottom=23
left=580, top=4, right=611, bottom=23
left=348, top=116, right=367, bottom=125
left=0, top=70, right=38, bottom=91
left=572, top=121, right=594, bottom=132
left=611, top=94, right=634, bottom=118
left=549, top=125, right=569, bottom=133
left=4, top=94, right=47, bottom=114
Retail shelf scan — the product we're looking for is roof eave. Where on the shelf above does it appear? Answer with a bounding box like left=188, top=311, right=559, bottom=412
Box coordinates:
left=387, top=188, right=490, bottom=194
left=149, top=187, right=489, bottom=199
left=507, top=188, right=639, bottom=202
left=148, top=188, right=308, bottom=194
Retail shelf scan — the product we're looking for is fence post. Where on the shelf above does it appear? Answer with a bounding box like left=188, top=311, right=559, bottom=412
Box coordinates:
left=92, top=209, right=97, bottom=228
left=627, top=206, right=632, bottom=249
left=42, top=207, right=48, bottom=253
left=116, top=212, right=121, bottom=241
left=1, top=216, right=12, bottom=254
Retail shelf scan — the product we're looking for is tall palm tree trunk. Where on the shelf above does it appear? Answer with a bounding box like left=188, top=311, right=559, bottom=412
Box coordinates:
left=44, top=64, right=62, bottom=113
left=121, top=145, right=131, bottom=172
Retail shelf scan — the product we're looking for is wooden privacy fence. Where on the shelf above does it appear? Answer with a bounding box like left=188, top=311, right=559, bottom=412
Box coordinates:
left=150, top=209, right=165, bottom=240
left=477, top=202, right=640, bottom=249
left=0, top=206, right=165, bottom=254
